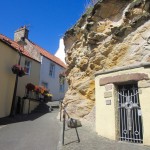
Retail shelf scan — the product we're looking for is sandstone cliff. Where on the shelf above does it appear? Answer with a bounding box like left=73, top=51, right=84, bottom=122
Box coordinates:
left=63, top=0, right=150, bottom=122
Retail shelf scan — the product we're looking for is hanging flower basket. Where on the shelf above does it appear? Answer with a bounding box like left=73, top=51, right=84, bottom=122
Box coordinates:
left=12, top=64, right=21, bottom=74
left=12, top=64, right=26, bottom=77
left=18, top=68, right=26, bottom=77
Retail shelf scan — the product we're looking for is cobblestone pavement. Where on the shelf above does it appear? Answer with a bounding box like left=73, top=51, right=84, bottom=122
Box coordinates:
left=58, top=125, right=150, bottom=150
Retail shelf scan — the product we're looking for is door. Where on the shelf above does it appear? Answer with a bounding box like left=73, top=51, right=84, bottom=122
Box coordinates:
left=118, top=84, right=143, bottom=143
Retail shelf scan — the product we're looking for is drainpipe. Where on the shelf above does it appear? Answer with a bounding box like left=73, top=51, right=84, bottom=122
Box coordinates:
left=10, top=50, right=22, bottom=117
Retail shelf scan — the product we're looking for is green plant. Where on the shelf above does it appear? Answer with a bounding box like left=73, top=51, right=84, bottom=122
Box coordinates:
left=84, top=0, right=102, bottom=15
left=59, top=72, right=66, bottom=84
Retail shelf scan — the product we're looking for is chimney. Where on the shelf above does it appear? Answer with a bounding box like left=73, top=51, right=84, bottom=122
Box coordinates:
left=14, top=26, right=29, bottom=43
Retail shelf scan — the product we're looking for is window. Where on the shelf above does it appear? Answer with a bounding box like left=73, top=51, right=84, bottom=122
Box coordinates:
left=24, top=60, right=31, bottom=75
left=59, top=76, right=65, bottom=92
left=59, top=84, right=65, bottom=92
left=49, top=63, right=55, bottom=77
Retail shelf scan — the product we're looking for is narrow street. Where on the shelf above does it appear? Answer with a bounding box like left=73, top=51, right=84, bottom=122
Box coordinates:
left=0, top=103, right=60, bottom=150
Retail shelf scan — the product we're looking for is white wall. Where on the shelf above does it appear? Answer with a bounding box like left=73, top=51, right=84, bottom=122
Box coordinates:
left=40, top=56, right=67, bottom=101
left=55, top=38, right=66, bottom=64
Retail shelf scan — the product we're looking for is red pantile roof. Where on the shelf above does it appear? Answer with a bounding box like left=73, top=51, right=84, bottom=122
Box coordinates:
left=0, top=34, right=39, bottom=62
left=29, top=40, right=66, bottom=68
left=0, top=33, right=67, bottom=68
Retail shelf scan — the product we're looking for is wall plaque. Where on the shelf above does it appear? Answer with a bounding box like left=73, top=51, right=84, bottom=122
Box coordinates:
left=106, top=100, right=111, bottom=105
left=104, top=91, right=112, bottom=98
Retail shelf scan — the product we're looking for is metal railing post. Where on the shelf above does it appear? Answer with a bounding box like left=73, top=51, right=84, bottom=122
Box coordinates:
left=61, top=101, right=81, bottom=145
left=60, top=101, right=62, bottom=121
left=62, top=109, right=66, bottom=145
left=75, top=127, right=80, bottom=142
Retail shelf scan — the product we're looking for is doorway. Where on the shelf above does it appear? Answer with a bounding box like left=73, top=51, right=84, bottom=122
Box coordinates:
left=118, top=83, right=143, bottom=143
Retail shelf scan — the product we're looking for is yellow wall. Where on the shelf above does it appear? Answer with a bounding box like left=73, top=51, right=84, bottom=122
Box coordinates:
left=138, top=68, right=150, bottom=145
left=0, top=41, right=19, bottom=117
left=16, top=55, right=41, bottom=114
left=0, top=41, right=41, bottom=117
left=95, top=78, right=116, bottom=140
left=17, top=56, right=40, bottom=98
left=95, top=67, right=150, bottom=145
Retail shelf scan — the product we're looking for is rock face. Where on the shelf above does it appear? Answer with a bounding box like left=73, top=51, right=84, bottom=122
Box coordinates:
left=63, top=0, right=150, bottom=121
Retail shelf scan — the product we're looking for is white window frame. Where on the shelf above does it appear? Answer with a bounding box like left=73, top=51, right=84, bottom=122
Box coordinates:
left=24, top=59, right=31, bottom=75
left=49, top=63, right=55, bottom=78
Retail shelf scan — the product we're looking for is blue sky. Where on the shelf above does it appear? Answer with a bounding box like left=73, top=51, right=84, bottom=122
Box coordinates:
left=0, top=0, right=89, bottom=54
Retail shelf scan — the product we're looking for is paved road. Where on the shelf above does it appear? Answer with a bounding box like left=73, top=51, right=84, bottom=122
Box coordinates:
left=58, top=125, right=150, bottom=150
left=0, top=108, right=60, bottom=150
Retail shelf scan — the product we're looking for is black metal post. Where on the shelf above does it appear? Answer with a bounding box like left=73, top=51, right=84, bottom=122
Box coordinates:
left=62, top=109, right=66, bottom=145
left=61, top=101, right=81, bottom=145
left=75, top=128, right=80, bottom=142
left=60, top=101, right=62, bottom=121
left=10, top=52, right=22, bottom=117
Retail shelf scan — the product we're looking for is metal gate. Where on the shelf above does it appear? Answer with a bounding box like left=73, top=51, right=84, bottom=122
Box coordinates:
left=118, top=84, right=143, bottom=143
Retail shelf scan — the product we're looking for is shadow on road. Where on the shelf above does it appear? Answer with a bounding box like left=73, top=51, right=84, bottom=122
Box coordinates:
left=0, top=112, right=49, bottom=126
left=0, top=101, right=60, bottom=126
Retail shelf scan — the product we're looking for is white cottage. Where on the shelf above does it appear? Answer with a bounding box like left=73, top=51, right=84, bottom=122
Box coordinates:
left=14, top=26, right=67, bottom=101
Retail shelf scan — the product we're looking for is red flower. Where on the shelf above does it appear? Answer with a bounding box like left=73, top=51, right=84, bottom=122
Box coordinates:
left=38, top=86, right=46, bottom=94
left=34, top=86, right=40, bottom=94
left=12, top=64, right=26, bottom=77
left=26, top=83, right=35, bottom=91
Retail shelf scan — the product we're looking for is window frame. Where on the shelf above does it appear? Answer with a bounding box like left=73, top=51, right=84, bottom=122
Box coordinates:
left=59, top=76, right=65, bottom=92
left=59, top=83, right=65, bottom=92
left=49, top=63, right=55, bottom=78
left=24, top=59, right=31, bottom=75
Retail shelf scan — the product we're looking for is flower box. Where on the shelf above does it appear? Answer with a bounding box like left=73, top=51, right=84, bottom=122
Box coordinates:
left=25, top=83, right=53, bottom=102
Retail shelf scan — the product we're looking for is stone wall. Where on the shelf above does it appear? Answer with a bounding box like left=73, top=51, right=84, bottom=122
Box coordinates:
left=63, top=0, right=150, bottom=123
